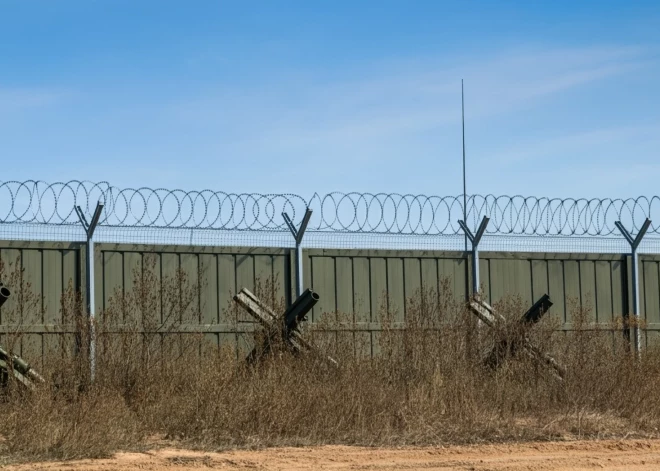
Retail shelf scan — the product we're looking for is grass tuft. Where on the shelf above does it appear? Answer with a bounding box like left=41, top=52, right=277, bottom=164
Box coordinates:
left=1, top=258, right=659, bottom=460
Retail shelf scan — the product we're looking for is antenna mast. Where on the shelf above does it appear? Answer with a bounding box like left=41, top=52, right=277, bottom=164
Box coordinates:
left=462, top=79, right=467, bottom=252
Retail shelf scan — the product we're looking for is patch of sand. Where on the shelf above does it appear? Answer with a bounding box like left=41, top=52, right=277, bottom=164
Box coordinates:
left=5, top=440, right=660, bottom=471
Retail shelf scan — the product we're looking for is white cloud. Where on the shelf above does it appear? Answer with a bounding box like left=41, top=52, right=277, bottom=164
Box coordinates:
left=169, top=44, right=655, bottom=161
left=3, top=43, right=655, bottom=199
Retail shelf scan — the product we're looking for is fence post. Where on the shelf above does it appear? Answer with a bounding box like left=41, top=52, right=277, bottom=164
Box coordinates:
left=458, top=216, right=490, bottom=298
left=615, top=218, right=651, bottom=357
left=283, top=208, right=312, bottom=299
left=75, top=201, right=104, bottom=382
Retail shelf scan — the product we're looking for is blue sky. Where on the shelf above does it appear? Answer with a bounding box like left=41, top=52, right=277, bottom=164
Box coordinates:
left=1, top=1, right=660, bottom=199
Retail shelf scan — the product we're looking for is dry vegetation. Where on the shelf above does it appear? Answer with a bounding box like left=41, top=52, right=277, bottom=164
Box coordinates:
left=1, top=254, right=660, bottom=462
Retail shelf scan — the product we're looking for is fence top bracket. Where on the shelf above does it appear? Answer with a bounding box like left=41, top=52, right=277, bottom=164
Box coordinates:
left=458, top=216, right=490, bottom=247
left=75, top=201, right=104, bottom=239
left=615, top=218, right=651, bottom=251
left=283, top=208, right=313, bottom=244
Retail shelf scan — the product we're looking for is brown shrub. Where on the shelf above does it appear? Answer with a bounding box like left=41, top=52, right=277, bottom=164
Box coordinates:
left=1, top=258, right=660, bottom=460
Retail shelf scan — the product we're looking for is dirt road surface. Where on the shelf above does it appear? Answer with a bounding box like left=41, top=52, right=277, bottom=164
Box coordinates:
left=5, top=440, right=660, bottom=471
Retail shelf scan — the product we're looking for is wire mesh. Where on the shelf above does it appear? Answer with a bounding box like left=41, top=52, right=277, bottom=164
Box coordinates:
left=1, top=180, right=659, bottom=254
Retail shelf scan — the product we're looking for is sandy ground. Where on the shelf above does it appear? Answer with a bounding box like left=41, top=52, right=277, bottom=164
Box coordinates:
left=4, top=440, right=660, bottom=471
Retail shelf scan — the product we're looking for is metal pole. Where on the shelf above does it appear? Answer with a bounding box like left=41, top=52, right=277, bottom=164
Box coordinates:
left=615, top=218, right=651, bottom=356
left=472, top=245, right=479, bottom=295
left=295, top=242, right=303, bottom=299
left=458, top=216, right=489, bottom=297
left=632, top=248, right=641, bottom=354
left=86, top=235, right=96, bottom=379
left=75, top=202, right=103, bottom=382
left=283, top=208, right=312, bottom=299
left=461, top=79, right=467, bottom=253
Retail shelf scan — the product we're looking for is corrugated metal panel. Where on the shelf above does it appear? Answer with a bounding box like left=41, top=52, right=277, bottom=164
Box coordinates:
left=563, top=260, right=581, bottom=323
left=645, top=248, right=660, bottom=341
left=1, top=240, right=655, bottom=365
left=352, top=256, right=372, bottom=357
left=611, top=260, right=626, bottom=321
left=235, top=254, right=254, bottom=326
left=0, top=247, right=21, bottom=326
left=42, top=249, right=63, bottom=364
left=531, top=260, right=549, bottom=304
left=304, top=250, right=468, bottom=355
left=335, top=257, right=353, bottom=317
left=21, top=249, right=43, bottom=362
left=547, top=260, right=566, bottom=323
left=217, top=254, right=235, bottom=322
left=272, top=254, right=289, bottom=307
left=386, top=258, right=405, bottom=322
left=199, top=253, right=218, bottom=350
left=352, top=257, right=371, bottom=322
left=102, top=251, right=123, bottom=323
left=310, top=255, right=335, bottom=321
left=479, top=254, right=629, bottom=330
left=479, top=258, right=491, bottom=304
left=580, top=260, right=597, bottom=317
left=489, top=258, right=532, bottom=307
left=93, top=245, right=291, bottom=357
left=0, top=241, right=83, bottom=368
left=403, top=257, right=421, bottom=318
left=594, top=261, right=612, bottom=324
left=438, top=258, right=467, bottom=303
left=125, top=252, right=144, bottom=323
left=369, top=256, right=388, bottom=321
left=643, top=259, right=660, bottom=324
left=421, top=258, right=439, bottom=298
left=308, top=254, right=339, bottom=349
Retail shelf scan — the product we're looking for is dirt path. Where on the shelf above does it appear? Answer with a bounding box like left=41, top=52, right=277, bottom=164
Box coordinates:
left=5, top=440, right=660, bottom=471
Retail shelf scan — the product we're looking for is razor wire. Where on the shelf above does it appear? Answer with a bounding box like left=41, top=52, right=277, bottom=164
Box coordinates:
left=1, top=180, right=660, bottom=237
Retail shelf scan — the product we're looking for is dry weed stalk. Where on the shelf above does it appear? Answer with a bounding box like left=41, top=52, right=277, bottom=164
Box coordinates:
left=0, top=260, right=659, bottom=460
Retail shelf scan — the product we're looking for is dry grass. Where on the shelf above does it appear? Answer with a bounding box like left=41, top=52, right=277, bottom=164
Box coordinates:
left=1, top=255, right=660, bottom=461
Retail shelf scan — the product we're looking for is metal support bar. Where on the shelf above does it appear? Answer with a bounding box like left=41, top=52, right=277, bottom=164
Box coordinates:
left=75, top=201, right=104, bottom=382
left=521, top=294, right=553, bottom=325
left=233, top=288, right=337, bottom=367
left=469, top=296, right=564, bottom=381
left=283, top=208, right=313, bottom=299
left=615, top=218, right=651, bottom=356
left=458, top=216, right=489, bottom=297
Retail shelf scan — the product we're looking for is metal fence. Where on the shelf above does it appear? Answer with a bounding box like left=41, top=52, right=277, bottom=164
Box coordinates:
left=3, top=180, right=660, bottom=250
left=3, top=180, right=660, bottom=234
left=1, top=180, right=660, bottom=366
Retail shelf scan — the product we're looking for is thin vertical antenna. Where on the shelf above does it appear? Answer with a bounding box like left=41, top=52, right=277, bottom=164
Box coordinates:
left=462, top=79, right=467, bottom=252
